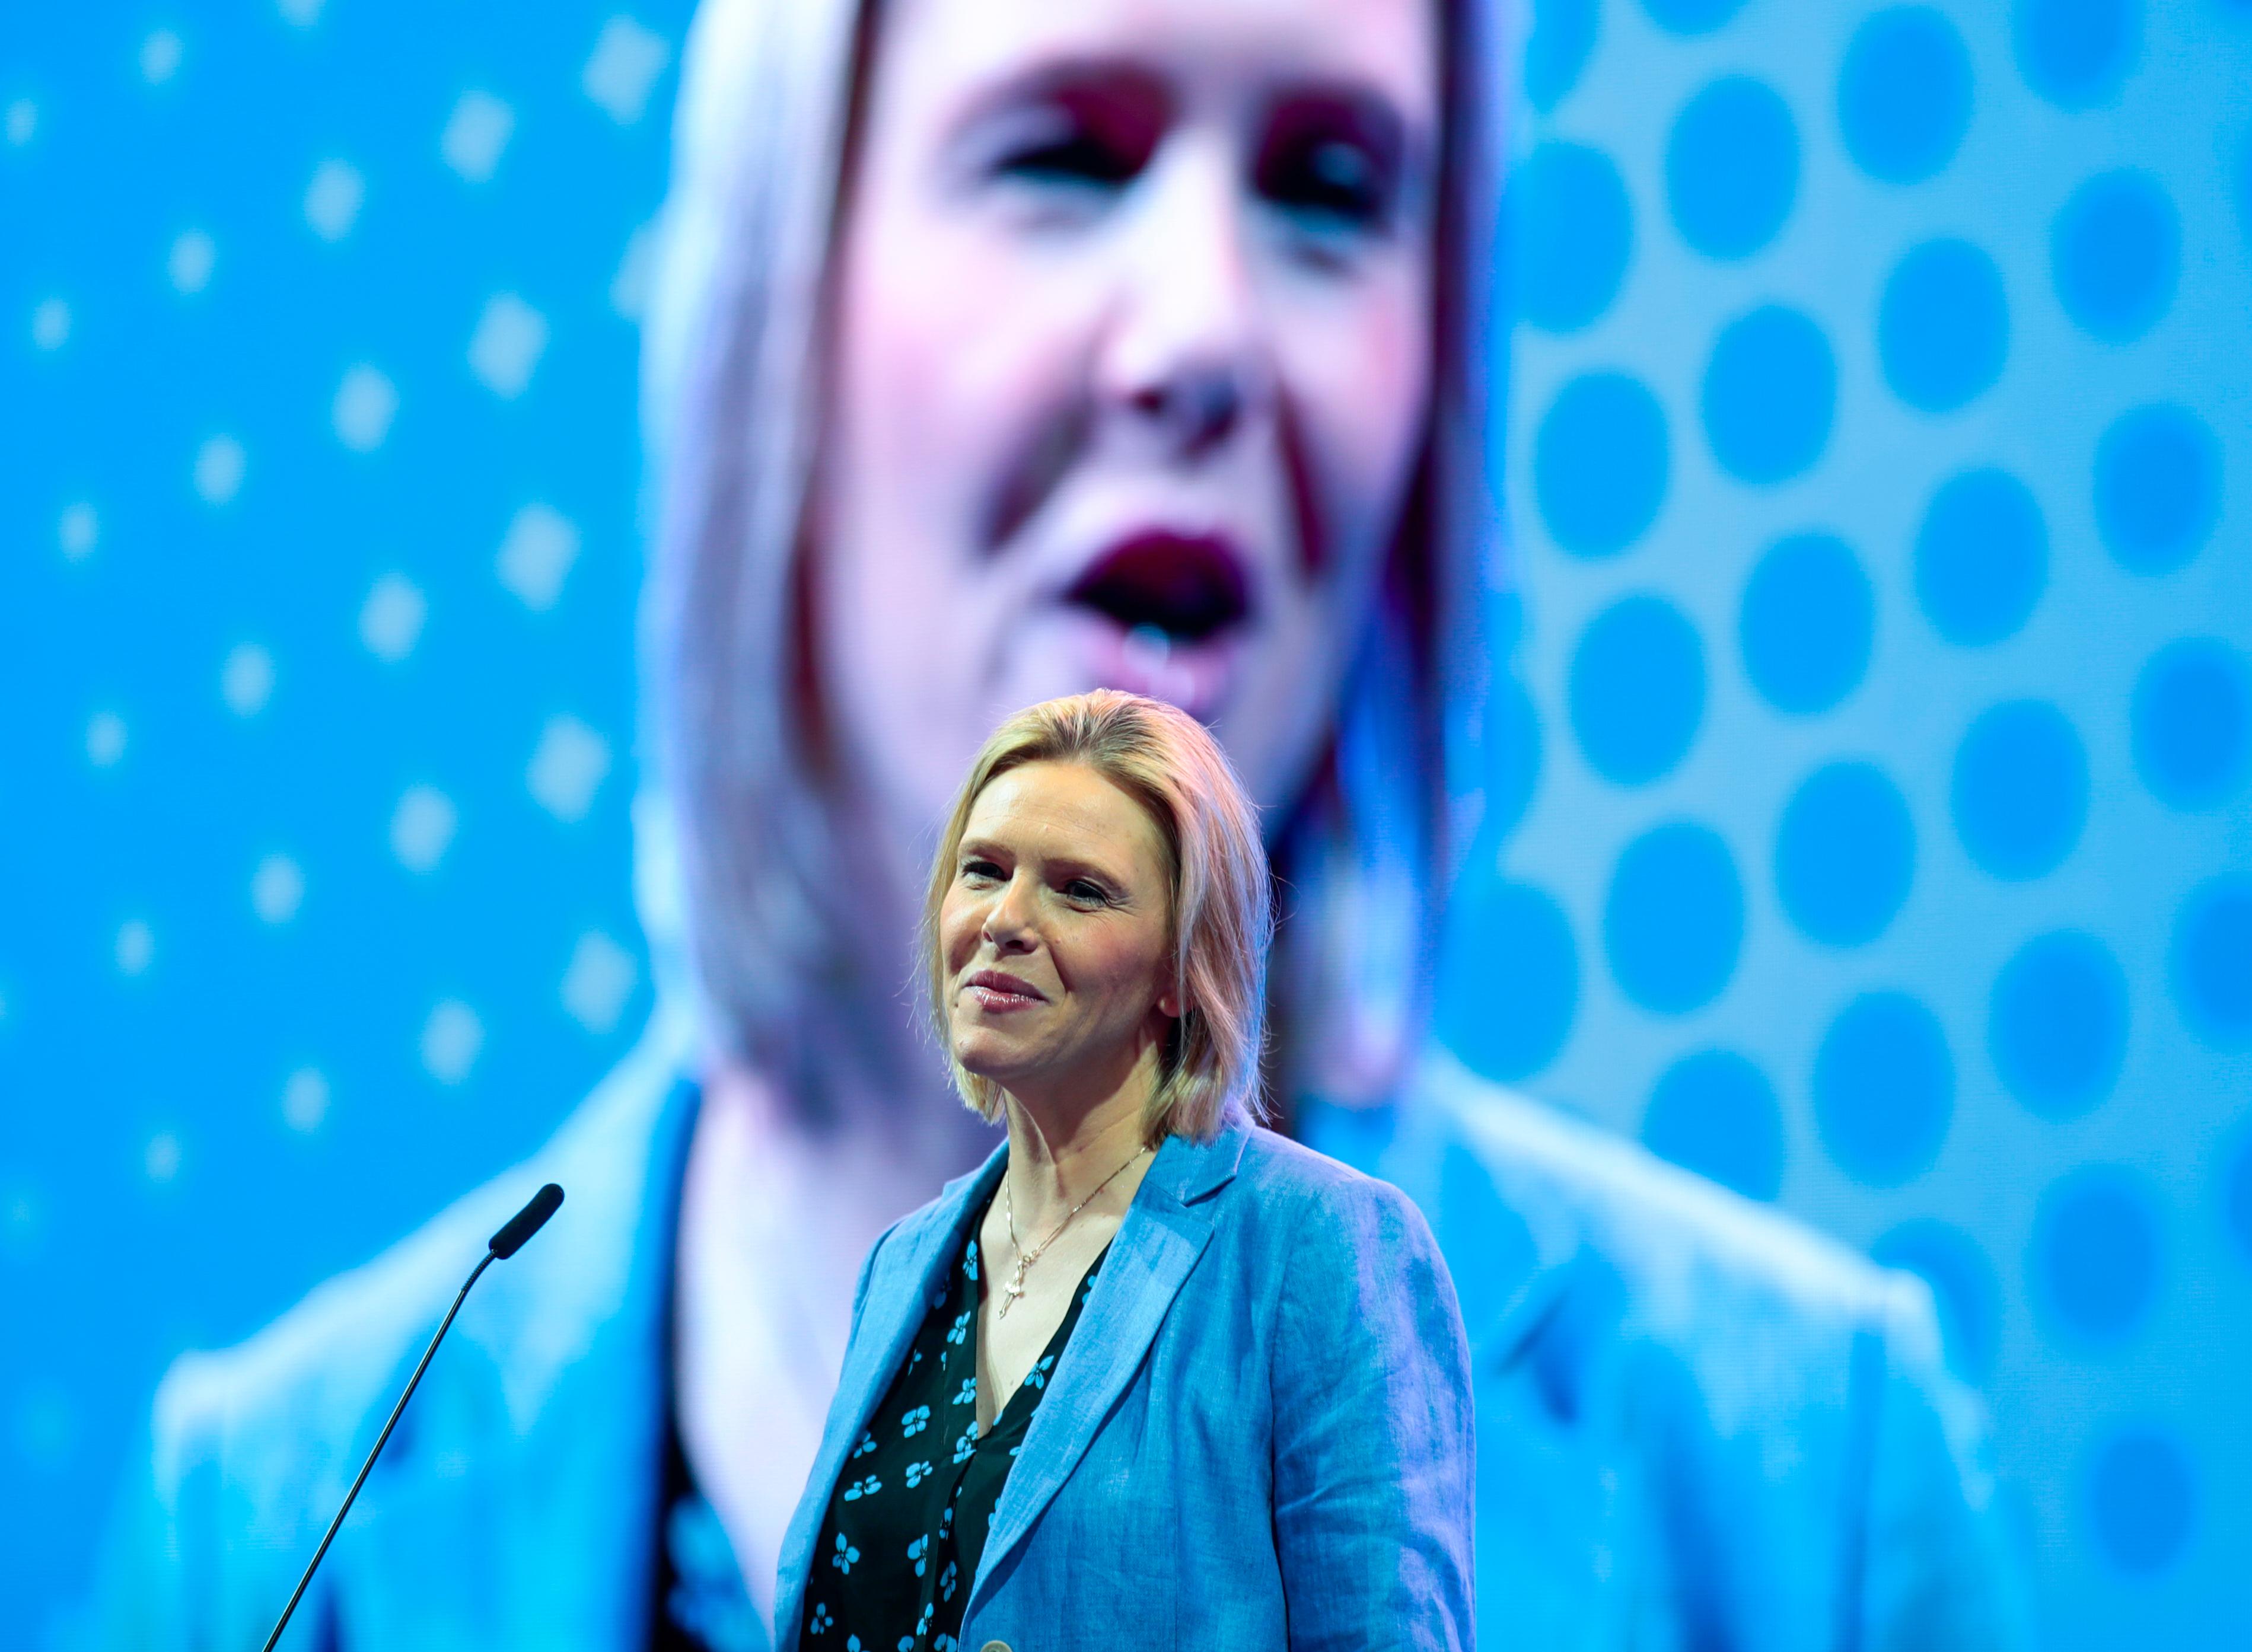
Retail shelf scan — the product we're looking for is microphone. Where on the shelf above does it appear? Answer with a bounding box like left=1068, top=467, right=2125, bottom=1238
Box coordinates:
left=257, top=1183, right=565, bottom=1652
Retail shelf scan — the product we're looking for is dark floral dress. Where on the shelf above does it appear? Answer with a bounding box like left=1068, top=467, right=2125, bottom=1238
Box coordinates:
left=798, top=1233, right=1107, bottom=1652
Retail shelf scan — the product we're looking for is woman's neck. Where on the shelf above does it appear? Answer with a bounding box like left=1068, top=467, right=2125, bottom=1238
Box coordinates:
left=998, top=1041, right=1165, bottom=1232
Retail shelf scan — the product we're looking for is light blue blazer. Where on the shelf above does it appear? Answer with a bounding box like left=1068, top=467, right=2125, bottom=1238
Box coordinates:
left=771, top=1127, right=1478, bottom=1652
left=85, top=1026, right=2028, bottom=1650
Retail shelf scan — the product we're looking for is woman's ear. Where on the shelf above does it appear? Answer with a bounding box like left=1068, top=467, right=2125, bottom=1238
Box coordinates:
left=1157, top=989, right=1183, bottom=1019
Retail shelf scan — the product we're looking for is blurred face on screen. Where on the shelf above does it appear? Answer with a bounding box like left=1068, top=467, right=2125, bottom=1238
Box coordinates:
left=815, top=0, right=1439, bottom=863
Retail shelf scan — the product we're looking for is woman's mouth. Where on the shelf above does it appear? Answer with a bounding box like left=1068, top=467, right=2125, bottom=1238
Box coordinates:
left=964, top=969, right=1046, bottom=1012
left=1061, top=532, right=1253, bottom=717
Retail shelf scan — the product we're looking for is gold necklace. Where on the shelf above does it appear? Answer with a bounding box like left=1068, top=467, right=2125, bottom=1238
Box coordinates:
left=997, top=1144, right=1151, bottom=1318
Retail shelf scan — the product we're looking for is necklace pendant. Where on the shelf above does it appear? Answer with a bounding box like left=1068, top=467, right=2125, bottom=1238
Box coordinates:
left=999, top=1267, right=1028, bottom=1318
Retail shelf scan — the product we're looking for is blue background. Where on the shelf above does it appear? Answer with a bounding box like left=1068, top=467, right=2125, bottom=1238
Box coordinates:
left=5, top=1, right=2250, bottom=1647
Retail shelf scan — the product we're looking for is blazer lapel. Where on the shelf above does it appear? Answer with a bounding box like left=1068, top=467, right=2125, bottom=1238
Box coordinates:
left=967, top=1128, right=1248, bottom=1611
left=773, top=1143, right=1006, bottom=1644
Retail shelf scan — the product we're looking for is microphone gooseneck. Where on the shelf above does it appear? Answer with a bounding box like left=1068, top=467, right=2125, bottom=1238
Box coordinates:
left=257, top=1183, right=566, bottom=1652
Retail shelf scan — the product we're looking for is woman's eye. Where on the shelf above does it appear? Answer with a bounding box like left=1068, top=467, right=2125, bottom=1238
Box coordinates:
left=1260, top=135, right=1390, bottom=231
left=1065, top=879, right=1110, bottom=905
left=998, top=126, right=1143, bottom=191
left=961, top=859, right=1003, bottom=884
left=1256, top=96, right=1404, bottom=241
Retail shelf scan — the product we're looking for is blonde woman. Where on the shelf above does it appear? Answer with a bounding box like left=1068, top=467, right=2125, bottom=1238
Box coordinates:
left=776, top=691, right=1472, bottom=1651
left=98, top=0, right=2023, bottom=1647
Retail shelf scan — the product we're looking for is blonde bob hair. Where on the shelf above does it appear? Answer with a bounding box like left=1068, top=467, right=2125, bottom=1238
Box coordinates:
left=922, top=692, right=1273, bottom=1144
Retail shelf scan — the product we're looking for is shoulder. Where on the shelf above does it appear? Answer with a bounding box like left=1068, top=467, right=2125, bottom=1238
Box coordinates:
left=1413, top=1051, right=1919, bottom=1344
left=1387, top=1053, right=1936, bottom=1404
left=144, top=1025, right=690, bottom=1512
left=1215, top=1127, right=1454, bottom=1309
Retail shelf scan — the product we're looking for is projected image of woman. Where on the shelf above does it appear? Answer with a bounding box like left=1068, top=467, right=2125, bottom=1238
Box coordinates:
left=100, top=0, right=2025, bottom=1648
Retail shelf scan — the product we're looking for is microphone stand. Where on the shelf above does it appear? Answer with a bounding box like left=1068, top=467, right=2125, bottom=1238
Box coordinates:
left=257, top=1183, right=562, bottom=1652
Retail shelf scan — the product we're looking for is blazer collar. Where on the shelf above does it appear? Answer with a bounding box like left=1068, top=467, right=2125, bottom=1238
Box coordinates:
left=966, top=1125, right=1244, bottom=1615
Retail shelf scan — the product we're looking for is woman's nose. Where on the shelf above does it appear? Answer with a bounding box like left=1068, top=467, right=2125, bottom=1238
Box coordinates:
left=1096, top=136, right=1273, bottom=458
left=980, top=876, right=1038, bottom=950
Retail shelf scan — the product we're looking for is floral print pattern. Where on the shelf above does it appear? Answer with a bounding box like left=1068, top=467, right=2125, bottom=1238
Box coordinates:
left=797, top=1235, right=1107, bottom=1652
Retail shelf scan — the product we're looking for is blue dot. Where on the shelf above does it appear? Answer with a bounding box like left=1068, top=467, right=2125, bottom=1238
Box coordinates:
left=1665, top=76, right=1799, bottom=260
left=2224, top=1131, right=2252, bottom=1266
left=1702, top=306, right=1835, bottom=484
left=1484, top=672, right=1543, bottom=839
left=1989, top=930, right=2129, bottom=1119
left=1838, top=7, right=1974, bottom=184
left=1951, top=700, right=2088, bottom=881
left=1435, top=881, right=1579, bottom=1081
left=2095, top=404, right=2222, bottom=574
left=1604, top=824, right=1744, bottom=1015
left=2088, top=1428, right=2197, bottom=1575
left=1914, top=468, right=2048, bottom=646
left=1536, top=374, right=1671, bottom=557
left=1569, top=597, right=1705, bottom=786
left=1524, top=0, right=1600, bottom=111
left=1880, top=239, right=2009, bottom=413
left=1641, top=0, right=1746, bottom=35
left=1813, top=991, right=1954, bottom=1187
left=1506, top=143, right=1633, bottom=333
left=2016, top=0, right=2136, bottom=109
left=2133, top=639, right=2251, bottom=810
left=1871, top=1219, right=2001, bottom=1383
left=1776, top=763, right=1916, bottom=947
left=2052, top=170, right=2179, bottom=343
left=1642, top=1050, right=1785, bottom=1202
left=2171, top=876, right=2252, bottom=1047
left=1739, top=532, right=1874, bottom=713
left=2030, top=1165, right=2161, bottom=1345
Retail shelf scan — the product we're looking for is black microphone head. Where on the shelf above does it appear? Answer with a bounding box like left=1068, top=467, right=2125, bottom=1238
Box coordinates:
left=489, top=1183, right=564, bottom=1259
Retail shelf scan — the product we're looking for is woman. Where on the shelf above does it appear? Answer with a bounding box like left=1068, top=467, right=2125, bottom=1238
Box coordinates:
left=776, top=691, right=1472, bottom=1650
left=98, top=0, right=2024, bottom=1646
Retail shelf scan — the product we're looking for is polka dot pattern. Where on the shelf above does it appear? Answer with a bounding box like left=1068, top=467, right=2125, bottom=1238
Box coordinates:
left=1482, top=0, right=2250, bottom=1633
left=1813, top=992, right=1954, bottom=1187
left=1702, top=305, right=1836, bottom=483
left=1837, top=7, right=1973, bottom=184
left=1569, top=595, right=1705, bottom=784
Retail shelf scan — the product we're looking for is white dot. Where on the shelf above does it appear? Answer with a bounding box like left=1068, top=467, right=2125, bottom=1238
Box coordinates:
left=332, top=363, right=398, bottom=452
left=304, top=158, right=364, bottom=243
left=140, top=29, right=184, bottom=85
left=496, top=503, right=581, bottom=611
left=251, top=854, right=305, bottom=924
left=168, top=229, right=216, bottom=295
left=194, top=435, right=246, bottom=505
left=276, top=0, right=324, bottom=25
left=420, top=999, right=484, bottom=1085
left=144, top=1130, right=183, bottom=1184
left=5, top=100, right=35, bottom=146
left=116, top=920, right=155, bottom=977
left=282, top=1067, right=330, bottom=1133
left=85, top=711, right=128, bottom=768
left=527, top=715, right=612, bottom=822
left=221, top=643, right=275, bottom=716
left=467, top=292, right=548, bottom=399
left=610, top=221, right=655, bottom=321
left=358, top=572, right=426, bottom=662
left=58, top=503, right=98, bottom=560
left=390, top=784, right=458, bottom=873
left=441, top=90, right=515, bottom=184
left=15, top=1385, right=76, bottom=1471
left=31, top=298, right=70, bottom=350
left=561, top=930, right=639, bottom=1034
left=582, top=16, right=670, bottom=126
left=1, top=1182, right=40, bottom=1261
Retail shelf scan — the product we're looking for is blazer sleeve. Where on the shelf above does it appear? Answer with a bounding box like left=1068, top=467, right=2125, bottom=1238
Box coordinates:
left=1855, top=1277, right=2033, bottom=1652
left=1267, top=1174, right=1477, bottom=1652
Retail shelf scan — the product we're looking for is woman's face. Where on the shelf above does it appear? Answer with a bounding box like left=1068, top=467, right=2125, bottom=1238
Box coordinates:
left=816, top=0, right=1440, bottom=868
left=939, top=761, right=1180, bottom=1102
